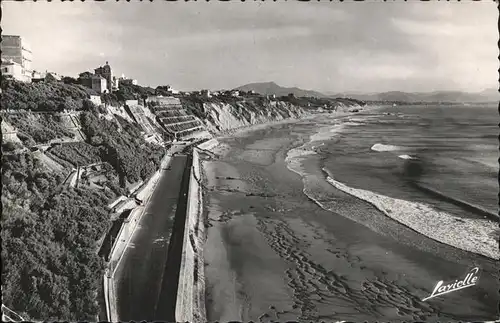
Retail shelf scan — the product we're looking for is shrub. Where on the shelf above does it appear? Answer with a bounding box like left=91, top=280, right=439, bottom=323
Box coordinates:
left=1, top=79, right=97, bottom=112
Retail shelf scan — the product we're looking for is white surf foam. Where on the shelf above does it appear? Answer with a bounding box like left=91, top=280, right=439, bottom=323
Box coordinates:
left=371, top=143, right=404, bottom=152
left=325, top=175, right=499, bottom=260
left=346, top=117, right=368, bottom=123
left=286, top=148, right=317, bottom=160
left=343, top=121, right=365, bottom=127
left=398, top=154, right=416, bottom=160
left=309, top=124, right=344, bottom=142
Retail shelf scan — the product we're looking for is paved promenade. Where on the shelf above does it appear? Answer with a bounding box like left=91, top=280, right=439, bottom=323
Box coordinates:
left=112, top=155, right=187, bottom=321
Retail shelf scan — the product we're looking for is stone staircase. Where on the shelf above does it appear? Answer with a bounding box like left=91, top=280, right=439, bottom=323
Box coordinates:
left=148, top=97, right=211, bottom=141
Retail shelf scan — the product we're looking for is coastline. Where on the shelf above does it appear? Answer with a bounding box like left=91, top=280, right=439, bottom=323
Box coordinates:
left=214, top=104, right=377, bottom=138
left=200, top=114, right=499, bottom=322
left=283, top=111, right=499, bottom=260
left=212, top=106, right=379, bottom=151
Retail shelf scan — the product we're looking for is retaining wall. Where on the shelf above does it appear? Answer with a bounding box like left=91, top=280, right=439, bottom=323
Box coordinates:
left=196, top=138, right=219, bottom=151
left=114, top=199, right=139, bottom=214
left=136, top=170, right=162, bottom=202
left=107, top=195, right=127, bottom=210
left=175, top=147, right=206, bottom=323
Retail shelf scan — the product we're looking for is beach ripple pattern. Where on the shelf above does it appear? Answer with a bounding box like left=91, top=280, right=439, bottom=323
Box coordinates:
left=255, top=216, right=439, bottom=322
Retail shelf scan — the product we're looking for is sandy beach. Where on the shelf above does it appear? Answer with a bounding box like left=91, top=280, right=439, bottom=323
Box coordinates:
left=201, top=113, right=499, bottom=322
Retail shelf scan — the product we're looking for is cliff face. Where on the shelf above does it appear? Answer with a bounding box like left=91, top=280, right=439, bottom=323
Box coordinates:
left=180, top=95, right=364, bottom=134
left=201, top=100, right=306, bottom=132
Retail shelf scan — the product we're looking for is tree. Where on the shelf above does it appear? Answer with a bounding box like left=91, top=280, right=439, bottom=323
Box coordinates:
left=2, top=141, right=19, bottom=152
left=78, top=72, right=93, bottom=79
left=62, top=77, right=78, bottom=85
left=82, top=99, right=96, bottom=112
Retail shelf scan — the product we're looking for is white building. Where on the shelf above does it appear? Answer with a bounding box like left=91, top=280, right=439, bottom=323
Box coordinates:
left=201, top=89, right=212, bottom=98
left=1, top=59, right=27, bottom=82
left=1, top=35, right=32, bottom=82
left=118, top=74, right=138, bottom=86
left=89, top=95, right=102, bottom=106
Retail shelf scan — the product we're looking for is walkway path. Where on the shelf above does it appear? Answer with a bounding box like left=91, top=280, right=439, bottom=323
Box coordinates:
left=113, top=155, right=188, bottom=321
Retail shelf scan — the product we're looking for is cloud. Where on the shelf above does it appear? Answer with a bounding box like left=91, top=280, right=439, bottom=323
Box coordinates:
left=2, top=1, right=497, bottom=93
left=389, top=2, right=498, bottom=92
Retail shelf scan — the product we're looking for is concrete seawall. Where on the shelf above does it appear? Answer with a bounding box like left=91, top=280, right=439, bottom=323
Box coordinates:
left=175, top=147, right=207, bottom=323
left=197, top=138, right=219, bottom=151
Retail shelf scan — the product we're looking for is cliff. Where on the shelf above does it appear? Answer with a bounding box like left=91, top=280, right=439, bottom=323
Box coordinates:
left=179, top=93, right=364, bottom=135
left=201, top=100, right=305, bottom=132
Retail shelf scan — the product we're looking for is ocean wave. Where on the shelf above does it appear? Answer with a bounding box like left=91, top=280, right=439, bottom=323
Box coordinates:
left=413, top=183, right=498, bottom=220
left=328, top=125, right=344, bottom=133
left=371, top=143, right=404, bottom=152
left=462, top=156, right=497, bottom=169
left=343, top=121, right=365, bottom=127
left=286, top=147, right=317, bottom=160
left=325, top=175, right=498, bottom=260
left=309, top=125, right=344, bottom=142
left=398, top=154, right=416, bottom=160
left=346, top=117, right=367, bottom=122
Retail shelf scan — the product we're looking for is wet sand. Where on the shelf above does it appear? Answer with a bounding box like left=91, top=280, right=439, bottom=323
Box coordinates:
left=202, top=117, right=499, bottom=322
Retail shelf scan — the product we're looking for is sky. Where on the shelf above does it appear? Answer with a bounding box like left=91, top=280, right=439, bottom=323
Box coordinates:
left=2, top=1, right=498, bottom=93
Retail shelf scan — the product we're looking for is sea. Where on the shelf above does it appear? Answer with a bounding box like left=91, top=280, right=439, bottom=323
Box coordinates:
left=286, top=103, right=498, bottom=259
left=321, top=104, right=497, bottom=220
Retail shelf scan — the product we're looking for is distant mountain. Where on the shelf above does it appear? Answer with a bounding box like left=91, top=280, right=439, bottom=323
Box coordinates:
left=235, top=82, right=499, bottom=103
left=333, top=89, right=500, bottom=103
left=235, top=82, right=327, bottom=98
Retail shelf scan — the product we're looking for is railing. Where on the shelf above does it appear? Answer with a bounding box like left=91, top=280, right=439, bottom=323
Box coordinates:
left=159, top=116, right=194, bottom=123
left=156, top=109, right=189, bottom=118
left=164, top=122, right=202, bottom=133
left=1, top=304, right=25, bottom=322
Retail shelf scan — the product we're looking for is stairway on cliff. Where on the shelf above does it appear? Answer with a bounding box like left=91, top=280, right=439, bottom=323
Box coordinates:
left=148, top=97, right=211, bottom=141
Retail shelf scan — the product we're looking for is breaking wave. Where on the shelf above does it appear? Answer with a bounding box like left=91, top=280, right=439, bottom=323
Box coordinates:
left=398, top=154, right=416, bottom=160
left=324, top=175, right=498, bottom=259
left=371, top=143, right=405, bottom=152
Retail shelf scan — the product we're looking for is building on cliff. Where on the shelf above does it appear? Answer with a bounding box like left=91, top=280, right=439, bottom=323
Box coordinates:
left=30, top=71, right=63, bottom=83
left=201, top=89, right=212, bottom=98
left=94, top=61, right=119, bottom=92
left=1, top=59, right=25, bottom=82
left=118, top=74, right=138, bottom=86
left=89, top=95, right=102, bottom=106
left=1, top=35, right=32, bottom=82
left=156, top=85, right=179, bottom=95
left=45, top=72, right=62, bottom=82
left=79, top=72, right=108, bottom=94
